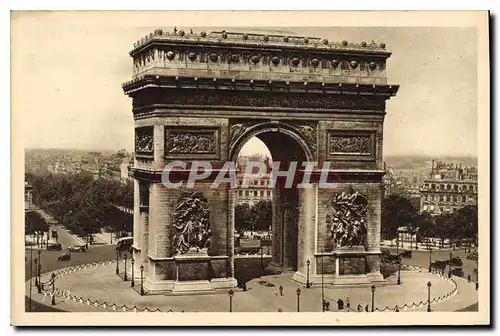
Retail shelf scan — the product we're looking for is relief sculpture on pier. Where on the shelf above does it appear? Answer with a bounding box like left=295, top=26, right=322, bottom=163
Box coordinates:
left=327, top=186, right=368, bottom=248
left=172, top=191, right=211, bottom=254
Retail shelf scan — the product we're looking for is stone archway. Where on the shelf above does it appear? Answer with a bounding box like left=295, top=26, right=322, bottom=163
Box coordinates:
left=123, top=30, right=399, bottom=293
left=230, top=121, right=315, bottom=274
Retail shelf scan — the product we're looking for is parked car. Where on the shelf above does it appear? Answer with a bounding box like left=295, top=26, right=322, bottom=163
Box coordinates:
left=116, top=237, right=133, bottom=256
left=57, top=252, right=71, bottom=261
left=449, top=257, right=463, bottom=267
left=451, top=267, right=464, bottom=277
left=400, top=250, right=412, bottom=258
left=47, top=243, right=62, bottom=251
left=68, top=245, right=86, bottom=252
left=431, top=260, right=447, bottom=270
left=467, top=252, right=478, bottom=261
left=381, top=250, right=401, bottom=264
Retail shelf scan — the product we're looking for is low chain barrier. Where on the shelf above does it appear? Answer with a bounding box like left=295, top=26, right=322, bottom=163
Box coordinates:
left=32, top=260, right=462, bottom=313
left=34, top=260, right=181, bottom=312
left=372, top=265, right=459, bottom=312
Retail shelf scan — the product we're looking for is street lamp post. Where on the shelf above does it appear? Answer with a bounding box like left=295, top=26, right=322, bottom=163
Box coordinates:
left=228, top=289, right=234, bottom=312
left=28, top=244, right=33, bottom=312
left=260, top=247, right=264, bottom=270
left=51, top=273, right=56, bottom=306
left=296, top=288, right=301, bottom=312
left=397, top=258, right=401, bottom=285
left=131, top=257, right=135, bottom=287
left=140, top=265, right=145, bottom=295
left=428, top=247, right=432, bottom=273
left=427, top=281, right=432, bottom=312
left=448, top=252, right=452, bottom=278
left=115, top=249, right=119, bottom=275
left=371, top=285, right=376, bottom=312
left=321, top=255, right=325, bottom=312
left=396, top=234, right=399, bottom=256
left=123, top=254, right=128, bottom=281
left=306, top=259, right=311, bottom=288
left=34, top=258, right=39, bottom=288
left=37, top=256, right=42, bottom=293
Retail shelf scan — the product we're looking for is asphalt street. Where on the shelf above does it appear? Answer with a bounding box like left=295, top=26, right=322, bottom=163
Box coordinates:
left=25, top=237, right=479, bottom=312
left=384, top=247, right=479, bottom=282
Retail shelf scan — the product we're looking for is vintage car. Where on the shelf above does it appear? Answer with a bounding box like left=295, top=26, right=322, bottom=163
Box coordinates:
left=449, top=257, right=463, bottom=267
left=400, top=250, right=412, bottom=258
left=467, top=252, right=478, bottom=261
left=451, top=267, right=464, bottom=277
left=57, top=252, right=71, bottom=261
left=381, top=250, right=401, bottom=264
left=431, top=260, right=447, bottom=270
left=47, top=243, right=62, bottom=251
left=67, top=245, right=86, bottom=252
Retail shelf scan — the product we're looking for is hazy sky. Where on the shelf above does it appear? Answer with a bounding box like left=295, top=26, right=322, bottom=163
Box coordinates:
left=13, top=12, right=478, bottom=157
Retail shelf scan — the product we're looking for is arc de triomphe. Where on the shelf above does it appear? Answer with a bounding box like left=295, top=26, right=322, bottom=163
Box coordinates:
left=122, top=30, right=399, bottom=293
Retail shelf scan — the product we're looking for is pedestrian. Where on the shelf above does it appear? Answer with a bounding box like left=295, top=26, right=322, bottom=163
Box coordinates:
left=365, top=304, right=369, bottom=312
left=467, top=274, right=471, bottom=283
left=279, top=285, right=284, bottom=296
left=346, top=297, right=350, bottom=310
left=337, top=299, right=344, bottom=310
left=357, top=304, right=363, bottom=312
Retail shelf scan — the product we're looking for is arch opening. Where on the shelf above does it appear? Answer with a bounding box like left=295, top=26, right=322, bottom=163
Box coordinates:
left=233, top=127, right=310, bottom=273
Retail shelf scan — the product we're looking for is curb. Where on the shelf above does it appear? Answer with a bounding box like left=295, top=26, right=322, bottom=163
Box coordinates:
left=373, top=265, right=459, bottom=312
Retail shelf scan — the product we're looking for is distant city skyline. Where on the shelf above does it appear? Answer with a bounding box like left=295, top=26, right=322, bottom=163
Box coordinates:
left=15, top=13, right=478, bottom=157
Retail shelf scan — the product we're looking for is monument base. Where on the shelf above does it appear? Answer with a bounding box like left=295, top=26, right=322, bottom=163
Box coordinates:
left=266, top=261, right=295, bottom=274
left=141, top=249, right=238, bottom=294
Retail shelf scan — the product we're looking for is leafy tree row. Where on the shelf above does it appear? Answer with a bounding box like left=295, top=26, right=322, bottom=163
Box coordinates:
left=235, top=200, right=273, bottom=233
left=27, top=172, right=133, bottom=242
left=382, top=195, right=478, bottom=248
left=25, top=210, right=49, bottom=235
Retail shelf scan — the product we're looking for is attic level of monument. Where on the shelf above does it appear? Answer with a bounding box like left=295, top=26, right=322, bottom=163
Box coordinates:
left=130, top=30, right=391, bottom=56
left=122, top=30, right=400, bottom=94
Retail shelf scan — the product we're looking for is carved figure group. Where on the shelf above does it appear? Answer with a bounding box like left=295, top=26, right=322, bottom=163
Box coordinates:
left=172, top=191, right=211, bottom=254
left=330, top=135, right=371, bottom=154
left=135, top=132, right=154, bottom=153
left=169, top=132, right=215, bottom=154
left=328, top=188, right=368, bottom=247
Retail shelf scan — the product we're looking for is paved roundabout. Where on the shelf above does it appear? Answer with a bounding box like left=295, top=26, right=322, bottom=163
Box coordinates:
left=26, top=260, right=478, bottom=313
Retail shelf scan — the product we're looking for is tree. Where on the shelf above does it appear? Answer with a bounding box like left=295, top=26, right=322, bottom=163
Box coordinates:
left=433, top=214, right=455, bottom=249
left=28, top=171, right=134, bottom=241
left=415, top=212, right=435, bottom=247
left=235, top=203, right=253, bottom=232
left=452, top=205, right=478, bottom=246
left=381, top=195, right=419, bottom=240
left=251, top=200, right=273, bottom=231
left=25, top=211, right=48, bottom=235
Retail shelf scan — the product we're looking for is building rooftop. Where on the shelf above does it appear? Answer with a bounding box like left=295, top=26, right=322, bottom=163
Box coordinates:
left=131, top=30, right=390, bottom=55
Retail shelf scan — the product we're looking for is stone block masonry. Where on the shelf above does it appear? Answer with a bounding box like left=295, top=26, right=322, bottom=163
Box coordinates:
left=123, top=29, right=398, bottom=292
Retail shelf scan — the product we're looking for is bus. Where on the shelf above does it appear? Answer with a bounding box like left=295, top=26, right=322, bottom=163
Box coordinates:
left=116, top=237, right=133, bottom=256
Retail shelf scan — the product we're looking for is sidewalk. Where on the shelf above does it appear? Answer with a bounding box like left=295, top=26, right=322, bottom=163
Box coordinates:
left=27, top=262, right=475, bottom=313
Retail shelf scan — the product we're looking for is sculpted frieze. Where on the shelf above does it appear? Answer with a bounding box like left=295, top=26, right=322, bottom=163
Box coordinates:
left=167, top=129, right=217, bottom=154
left=135, top=126, right=154, bottom=155
left=329, top=134, right=372, bottom=155
left=134, top=89, right=385, bottom=111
